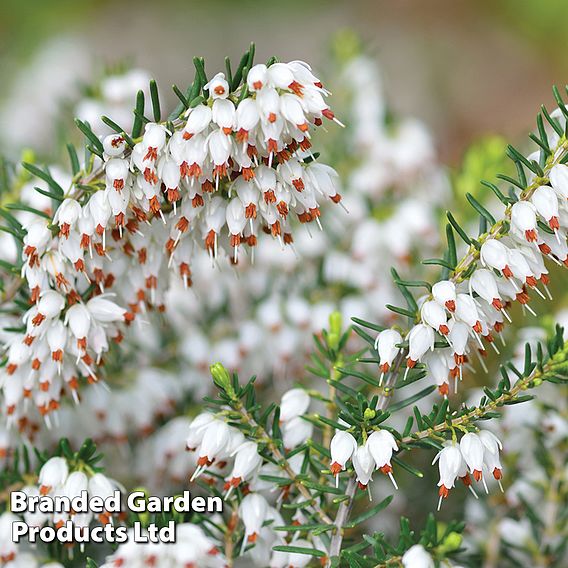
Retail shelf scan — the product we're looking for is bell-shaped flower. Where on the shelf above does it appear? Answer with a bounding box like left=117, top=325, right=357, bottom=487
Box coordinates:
left=353, top=444, right=374, bottom=490
left=406, top=324, right=435, bottom=368
left=239, top=493, right=269, bottom=544
left=34, top=290, right=65, bottom=326
left=53, top=198, right=82, bottom=237
left=480, top=239, right=513, bottom=277
left=479, top=430, right=503, bottom=486
left=421, top=299, right=449, bottom=335
left=65, top=303, right=91, bottom=350
left=282, top=416, right=312, bottom=450
left=459, top=432, right=485, bottom=482
left=212, top=98, right=236, bottom=133
left=532, top=185, right=560, bottom=230
left=225, top=441, right=262, bottom=491
left=549, top=163, right=568, bottom=199
left=280, top=388, right=310, bottom=422
left=247, top=63, right=268, bottom=91
left=38, top=456, right=69, bottom=495
left=194, top=419, right=231, bottom=468
left=455, top=293, right=482, bottom=333
left=374, top=329, right=402, bottom=375
left=432, top=443, right=462, bottom=509
left=367, top=429, right=398, bottom=488
left=102, top=134, right=126, bottom=157
left=86, top=296, right=127, bottom=324
left=186, top=413, right=215, bottom=451
left=511, top=201, right=538, bottom=242
left=183, top=104, right=212, bottom=139
left=105, top=158, right=130, bottom=192
left=205, top=72, right=230, bottom=99
left=329, top=431, right=357, bottom=477
left=432, top=280, right=457, bottom=312
left=423, top=350, right=451, bottom=396
left=470, top=268, right=504, bottom=310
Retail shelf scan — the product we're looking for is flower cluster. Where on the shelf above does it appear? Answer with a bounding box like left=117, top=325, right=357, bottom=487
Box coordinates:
left=1, top=58, right=342, bottom=432
left=375, top=157, right=568, bottom=397
left=330, top=429, right=398, bottom=489
left=433, top=430, right=503, bottom=510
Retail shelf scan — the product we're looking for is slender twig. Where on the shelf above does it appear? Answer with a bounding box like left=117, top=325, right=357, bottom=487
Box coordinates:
left=328, top=353, right=406, bottom=564
left=401, top=347, right=568, bottom=445
left=234, top=400, right=333, bottom=525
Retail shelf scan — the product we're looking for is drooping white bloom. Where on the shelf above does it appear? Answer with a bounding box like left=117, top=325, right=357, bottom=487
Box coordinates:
left=239, top=493, right=269, bottom=544
left=406, top=324, right=435, bottom=368
left=38, top=457, right=69, bottom=495
left=433, top=443, right=462, bottom=508
left=353, top=444, right=375, bottom=489
left=374, top=329, right=402, bottom=375
left=280, top=389, right=310, bottom=422
left=367, top=430, right=398, bottom=488
left=459, top=432, right=485, bottom=482
left=432, top=279, right=457, bottom=312
left=329, top=431, right=357, bottom=476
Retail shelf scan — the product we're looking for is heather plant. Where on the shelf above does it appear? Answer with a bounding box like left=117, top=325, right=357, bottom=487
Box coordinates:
left=0, top=43, right=566, bottom=568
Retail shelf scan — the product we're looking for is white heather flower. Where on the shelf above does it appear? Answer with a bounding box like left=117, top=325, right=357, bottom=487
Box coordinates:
left=549, top=163, right=568, bottom=199
left=329, top=431, right=357, bottom=477
left=38, top=456, right=68, bottom=495
left=423, top=350, right=451, bottom=396
left=64, top=303, right=91, bottom=350
left=53, top=198, right=81, bottom=237
left=194, top=419, right=231, bottom=470
left=0, top=512, right=19, bottom=562
left=469, top=268, right=504, bottom=311
left=88, top=473, right=117, bottom=524
left=353, top=444, right=375, bottom=489
left=432, top=279, right=457, bottom=312
left=532, top=185, right=560, bottom=230
left=102, top=134, right=127, bottom=157
left=225, top=441, right=262, bottom=492
left=86, top=296, right=128, bottom=324
left=406, top=323, right=435, bottom=368
left=459, top=432, right=485, bottom=483
left=402, top=545, right=435, bottom=568
left=433, top=443, right=462, bottom=509
left=34, top=290, right=66, bottom=325
left=280, top=388, right=310, bottom=422
left=367, top=429, right=398, bottom=488
left=183, top=104, right=212, bottom=138
left=511, top=200, right=538, bottom=242
left=239, top=493, right=269, bottom=545
left=247, top=63, right=268, bottom=92
left=282, top=416, right=313, bottom=449
left=479, top=430, right=504, bottom=486
left=206, top=72, right=230, bottom=99
left=421, top=299, right=449, bottom=335
left=374, top=329, right=402, bottom=377
left=480, top=238, right=513, bottom=277
left=62, top=471, right=89, bottom=501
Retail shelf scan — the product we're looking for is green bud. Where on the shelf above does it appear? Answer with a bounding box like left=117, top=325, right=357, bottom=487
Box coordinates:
left=438, top=531, right=462, bottom=554
left=210, top=362, right=233, bottom=395
left=328, top=311, right=342, bottom=350
left=363, top=408, right=376, bottom=421
left=532, top=377, right=543, bottom=386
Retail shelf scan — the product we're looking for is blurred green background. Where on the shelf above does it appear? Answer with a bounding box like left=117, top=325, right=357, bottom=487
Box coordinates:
left=2, top=0, right=568, bottom=163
